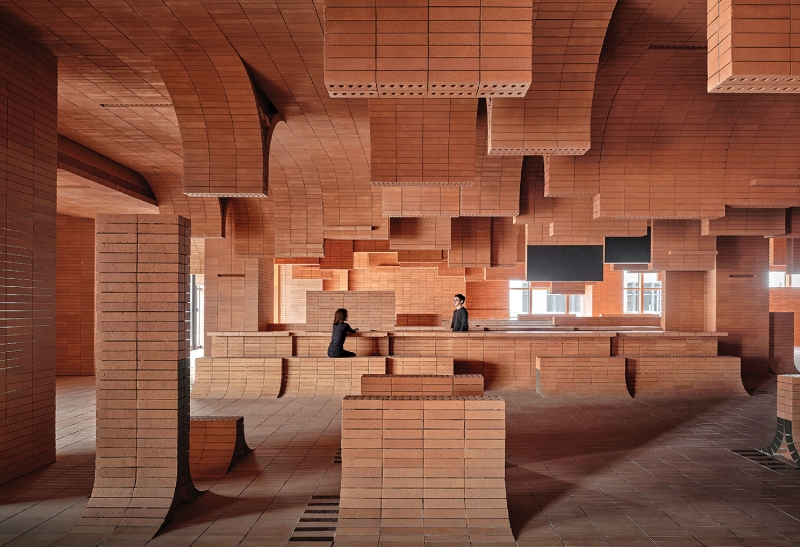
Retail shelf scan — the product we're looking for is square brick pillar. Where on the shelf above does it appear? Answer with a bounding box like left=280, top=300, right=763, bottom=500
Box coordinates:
left=763, top=374, right=800, bottom=467
left=0, top=25, right=58, bottom=486
left=69, top=215, right=196, bottom=543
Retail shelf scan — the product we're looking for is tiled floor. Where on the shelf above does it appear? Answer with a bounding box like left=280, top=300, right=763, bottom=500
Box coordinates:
left=1, top=377, right=800, bottom=546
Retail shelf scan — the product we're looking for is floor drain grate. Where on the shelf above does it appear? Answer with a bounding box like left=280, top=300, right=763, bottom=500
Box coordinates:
left=730, top=449, right=799, bottom=471
left=288, top=494, right=340, bottom=544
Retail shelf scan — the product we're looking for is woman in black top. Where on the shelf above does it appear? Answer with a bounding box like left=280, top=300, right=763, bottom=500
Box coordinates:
left=328, top=308, right=359, bottom=358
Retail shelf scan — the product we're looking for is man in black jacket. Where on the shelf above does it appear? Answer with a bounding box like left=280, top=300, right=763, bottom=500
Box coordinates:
left=450, top=293, right=468, bottom=332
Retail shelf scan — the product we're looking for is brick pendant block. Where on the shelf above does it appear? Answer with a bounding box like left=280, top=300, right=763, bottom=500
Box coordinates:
left=74, top=215, right=196, bottom=541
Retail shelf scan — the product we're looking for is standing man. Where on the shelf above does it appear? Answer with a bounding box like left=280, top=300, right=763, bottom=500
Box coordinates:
left=450, top=293, right=469, bottom=332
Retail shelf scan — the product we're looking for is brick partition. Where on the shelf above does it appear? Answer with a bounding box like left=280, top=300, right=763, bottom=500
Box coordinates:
left=337, top=395, right=514, bottom=545
left=282, top=357, right=386, bottom=396
left=770, top=312, right=796, bottom=374
left=71, top=215, right=196, bottom=542
left=192, top=357, right=282, bottom=399
left=0, top=26, right=58, bottom=486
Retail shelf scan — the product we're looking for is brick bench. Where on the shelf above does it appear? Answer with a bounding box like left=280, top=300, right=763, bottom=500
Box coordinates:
left=337, top=395, right=515, bottom=546
left=536, top=357, right=629, bottom=397
left=386, top=356, right=454, bottom=375
left=282, top=357, right=386, bottom=396
left=192, top=357, right=282, bottom=398
left=762, top=374, right=800, bottom=466
left=360, top=374, right=484, bottom=396
left=189, top=416, right=252, bottom=489
left=625, top=356, right=746, bottom=396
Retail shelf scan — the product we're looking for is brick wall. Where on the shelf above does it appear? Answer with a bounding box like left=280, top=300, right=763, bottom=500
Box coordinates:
left=0, top=25, right=58, bottom=485
left=56, top=214, right=95, bottom=375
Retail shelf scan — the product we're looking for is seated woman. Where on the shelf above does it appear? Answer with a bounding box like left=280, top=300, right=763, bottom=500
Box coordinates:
left=327, top=308, right=359, bottom=358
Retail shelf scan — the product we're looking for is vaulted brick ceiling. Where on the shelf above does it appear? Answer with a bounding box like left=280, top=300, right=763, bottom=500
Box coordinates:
left=2, top=0, right=800, bottom=256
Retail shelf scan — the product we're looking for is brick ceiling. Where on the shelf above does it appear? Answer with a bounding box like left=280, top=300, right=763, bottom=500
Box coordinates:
left=2, top=0, right=800, bottom=255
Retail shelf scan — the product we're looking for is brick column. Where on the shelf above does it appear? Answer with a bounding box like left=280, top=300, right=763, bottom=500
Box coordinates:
left=72, top=215, right=196, bottom=542
left=661, top=271, right=707, bottom=332
left=0, top=25, right=58, bottom=485
left=762, top=374, right=800, bottom=467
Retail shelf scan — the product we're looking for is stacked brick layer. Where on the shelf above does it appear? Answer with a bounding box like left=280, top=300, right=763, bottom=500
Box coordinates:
left=189, top=416, right=251, bottom=489
left=192, top=358, right=282, bottom=399
left=282, top=357, right=386, bottom=396
left=626, top=356, right=747, bottom=397
left=305, top=291, right=396, bottom=332
left=360, top=374, right=484, bottom=396
left=386, top=357, right=454, bottom=375
left=338, top=395, right=514, bottom=546
left=769, top=312, right=796, bottom=374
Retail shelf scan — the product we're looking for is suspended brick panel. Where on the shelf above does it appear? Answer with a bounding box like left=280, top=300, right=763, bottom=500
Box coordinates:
left=78, top=215, right=195, bottom=542
left=230, top=198, right=276, bottom=260
left=348, top=268, right=465, bottom=318
left=319, top=239, right=355, bottom=270
left=662, top=271, right=707, bottom=332
left=487, top=0, right=617, bottom=155
left=56, top=215, right=95, bottom=376
left=278, top=265, right=323, bottom=323
left=710, top=236, right=771, bottom=383
left=772, top=237, right=787, bottom=266
left=324, top=0, right=532, bottom=97
left=787, top=238, right=800, bottom=274
left=282, top=357, right=387, bottom=396
left=382, top=186, right=461, bottom=217
left=554, top=44, right=800, bottom=217
left=390, top=217, right=452, bottom=249
left=394, top=314, right=443, bottom=328
left=191, top=238, right=205, bottom=275
left=517, top=154, right=648, bottom=236
left=337, top=396, right=515, bottom=545
left=305, top=291, right=396, bottom=332
left=204, top=238, right=270, bottom=353
left=270, top=131, right=325, bottom=258
left=550, top=282, right=587, bottom=295
left=590, top=266, right=624, bottom=316
left=466, top=268, right=486, bottom=282
left=461, top=101, right=522, bottom=216
left=769, top=312, right=796, bottom=374
left=651, top=220, right=717, bottom=271
left=191, top=358, right=282, bottom=399
left=0, top=27, right=57, bottom=486
left=771, top=288, right=800, bottom=344
left=485, top=263, right=526, bottom=281
left=450, top=217, right=492, bottom=268
left=526, top=222, right=604, bottom=246
left=707, top=0, right=800, bottom=93
left=626, top=356, right=746, bottom=396
left=367, top=252, right=400, bottom=268
left=396, top=250, right=450, bottom=268
left=490, top=217, right=520, bottom=267
left=701, top=207, right=786, bottom=235
left=466, top=280, right=509, bottom=319
left=370, top=98, right=477, bottom=186
left=536, top=357, right=629, bottom=397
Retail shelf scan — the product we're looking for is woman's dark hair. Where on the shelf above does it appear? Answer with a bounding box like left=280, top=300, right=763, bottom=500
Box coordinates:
left=333, top=308, right=348, bottom=324
left=454, top=294, right=466, bottom=304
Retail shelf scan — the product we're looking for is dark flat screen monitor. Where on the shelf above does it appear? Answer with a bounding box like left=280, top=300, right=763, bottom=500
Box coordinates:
left=526, top=245, right=604, bottom=281
left=604, top=228, right=651, bottom=264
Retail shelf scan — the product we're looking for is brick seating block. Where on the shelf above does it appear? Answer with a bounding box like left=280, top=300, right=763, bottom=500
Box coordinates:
left=337, top=395, right=515, bottom=546
left=625, top=356, right=746, bottom=396
left=282, top=357, right=386, bottom=396
left=386, top=356, right=454, bottom=375
left=190, top=416, right=252, bottom=489
left=360, top=374, right=484, bottom=396
left=192, top=357, right=282, bottom=398
left=536, top=357, right=629, bottom=397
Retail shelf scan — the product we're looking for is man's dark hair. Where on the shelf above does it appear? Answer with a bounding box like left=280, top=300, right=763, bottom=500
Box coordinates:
left=455, top=294, right=466, bottom=304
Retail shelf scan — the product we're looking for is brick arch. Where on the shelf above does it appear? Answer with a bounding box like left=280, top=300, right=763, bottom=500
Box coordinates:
left=545, top=0, right=800, bottom=219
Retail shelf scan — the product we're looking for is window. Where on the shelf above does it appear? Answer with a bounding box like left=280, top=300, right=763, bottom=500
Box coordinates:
left=510, top=281, right=583, bottom=317
left=624, top=272, right=661, bottom=314
left=769, top=271, right=787, bottom=287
